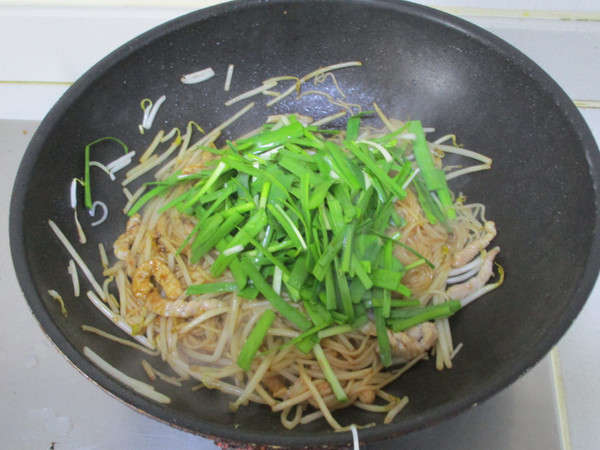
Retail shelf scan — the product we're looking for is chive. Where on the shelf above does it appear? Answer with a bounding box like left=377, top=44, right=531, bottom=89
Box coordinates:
left=224, top=155, right=292, bottom=201
left=308, top=300, right=333, bottom=324
left=190, top=214, right=225, bottom=254
left=317, top=323, right=354, bottom=339
left=373, top=231, right=435, bottom=269
left=354, top=185, right=374, bottom=220
left=407, top=121, right=456, bottom=220
left=345, top=112, right=368, bottom=141
left=286, top=255, right=310, bottom=299
left=413, top=176, right=445, bottom=224
left=404, top=259, right=426, bottom=271
left=221, top=201, right=256, bottom=217
left=307, top=179, right=336, bottom=210
left=330, top=311, right=349, bottom=325
left=325, top=194, right=345, bottom=235
left=259, top=181, right=271, bottom=209
left=388, top=300, right=461, bottom=332
left=229, top=257, right=247, bottom=290
left=388, top=300, right=462, bottom=320
left=372, top=122, right=410, bottom=146
left=322, top=266, right=337, bottom=310
left=350, top=306, right=369, bottom=328
left=351, top=255, right=373, bottom=290
left=332, top=183, right=356, bottom=222
left=303, top=127, right=327, bottom=149
left=346, top=141, right=407, bottom=200
left=191, top=212, right=243, bottom=263
left=312, top=232, right=345, bottom=282
left=281, top=143, right=318, bottom=161
left=370, top=268, right=411, bottom=297
left=236, top=119, right=304, bottom=152
left=296, top=335, right=319, bottom=354
left=263, top=239, right=296, bottom=254
left=128, top=183, right=170, bottom=216
left=160, top=174, right=230, bottom=214
left=303, top=299, right=327, bottom=326
left=279, top=155, right=313, bottom=177
left=393, top=160, right=413, bottom=188
left=381, top=240, right=393, bottom=318
left=230, top=174, right=253, bottom=202
left=313, top=343, right=348, bottom=402
left=184, top=183, right=237, bottom=223
left=180, top=161, right=229, bottom=210
left=237, top=309, right=276, bottom=371
left=186, top=282, right=238, bottom=295
left=239, top=257, right=312, bottom=331
left=312, top=152, right=335, bottom=180
left=238, top=286, right=259, bottom=299
left=391, top=299, right=421, bottom=307
left=374, top=307, right=392, bottom=367
left=299, top=172, right=312, bottom=217
left=372, top=196, right=395, bottom=234
left=267, top=204, right=307, bottom=251
left=175, top=217, right=203, bottom=256
left=349, top=277, right=368, bottom=304
left=368, top=173, right=388, bottom=202
left=195, top=183, right=237, bottom=206
left=323, top=142, right=363, bottom=191
left=272, top=266, right=284, bottom=294
left=334, top=259, right=354, bottom=320
left=133, top=114, right=467, bottom=359
left=339, top=223, right=355, bottom=273
left=268, top=320, right=331, bottom=355
left=211, top=209, right=268, bottom=276
left=370, top=268, right=402, bottom=291
left=244, top=234, right=291, bottom=275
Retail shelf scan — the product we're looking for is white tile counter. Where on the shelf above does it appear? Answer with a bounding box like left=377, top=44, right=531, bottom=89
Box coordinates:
left=1, top=1, right=599, bottom=449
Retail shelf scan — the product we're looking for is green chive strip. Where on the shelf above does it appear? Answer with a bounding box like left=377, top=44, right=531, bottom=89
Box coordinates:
left=186, top=282, right=239, bottom=295
left=210, top=209, right=268, bottom=276
left=237, top=309, right=276, bottom=371
left=388, top=300, right=462, bottom=332
left=240, top=257, right=312, bottom=331
left=374, top=307, right=392, bottom=367
left=313, top=343, right=348, bottom=402
left=407, top=120, right=456, bottom=220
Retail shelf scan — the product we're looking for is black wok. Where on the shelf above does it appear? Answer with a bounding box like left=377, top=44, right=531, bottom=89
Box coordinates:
left=9, top=0, right=600, bottom=448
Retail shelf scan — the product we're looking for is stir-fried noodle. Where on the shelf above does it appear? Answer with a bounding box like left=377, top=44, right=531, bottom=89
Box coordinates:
left=97, top=117, right=501, bottom=430
left=51, top=63, right=503, bottom=432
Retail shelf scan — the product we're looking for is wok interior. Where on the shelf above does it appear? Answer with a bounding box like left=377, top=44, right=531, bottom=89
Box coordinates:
left=13, top=0, right=599, bottom=446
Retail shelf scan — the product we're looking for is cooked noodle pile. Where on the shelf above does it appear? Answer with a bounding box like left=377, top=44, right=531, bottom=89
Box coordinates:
left=98, top=114, right=501, bottom=430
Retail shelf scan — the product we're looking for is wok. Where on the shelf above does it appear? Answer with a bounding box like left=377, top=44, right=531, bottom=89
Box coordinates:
left=9, top=0, right=600, bottom=447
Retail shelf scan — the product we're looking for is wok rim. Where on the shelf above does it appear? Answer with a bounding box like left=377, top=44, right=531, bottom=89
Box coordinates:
left=9, top=0, right=600, bottom=447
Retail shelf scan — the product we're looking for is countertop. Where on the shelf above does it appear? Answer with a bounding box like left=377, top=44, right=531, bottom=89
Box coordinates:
left=1, top=1, right=599, bottom=449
